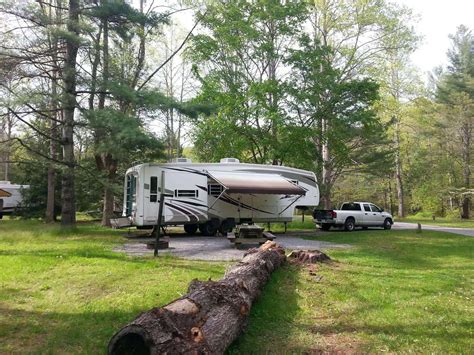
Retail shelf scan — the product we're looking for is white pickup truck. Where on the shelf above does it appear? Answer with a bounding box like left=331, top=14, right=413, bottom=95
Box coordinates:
left=313, top=202, right=394, bottom=231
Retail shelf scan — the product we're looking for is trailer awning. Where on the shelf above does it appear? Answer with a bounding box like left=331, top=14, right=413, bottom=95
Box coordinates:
left=207, top=171, right=306, bottom=195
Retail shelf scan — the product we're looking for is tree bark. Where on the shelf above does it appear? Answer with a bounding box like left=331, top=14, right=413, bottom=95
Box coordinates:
left=321, top=117, right=332, bottom=209
left=60, top=0, right=79, bottom=227
left=394, top=118, right=405, bottom=218
left=108, top=241, right=286, bottom=355
left=95, top=6, right=114, bottom=227
left=45, top=0, right=60, bottom=223
left=461, top=121, right=471, bottom=219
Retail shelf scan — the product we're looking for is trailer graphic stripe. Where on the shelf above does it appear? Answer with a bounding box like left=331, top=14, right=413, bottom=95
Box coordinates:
left=171, top=201, right=207, bottom=219
left=165, top=203, right=198, bottom=222
left=171, top=199, right=208, bottom=208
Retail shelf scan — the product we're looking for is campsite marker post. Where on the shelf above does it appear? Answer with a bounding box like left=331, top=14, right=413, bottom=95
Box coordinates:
left=154, top=171, right=165, bottom=257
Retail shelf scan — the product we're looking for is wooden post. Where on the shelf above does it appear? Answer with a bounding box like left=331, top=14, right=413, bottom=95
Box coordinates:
left=154, top=171, right=165, bottom=257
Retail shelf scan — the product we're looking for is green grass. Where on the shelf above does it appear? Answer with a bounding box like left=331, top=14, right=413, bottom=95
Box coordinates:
left=0, top=220, right=226, bottom=353
left=1, top=219, right=473, bottom=353
left=229, top=229, right=474, bottom=354
left=269, top=214, right=315, bottom=232
left=399, top=215, right=474, bottom=228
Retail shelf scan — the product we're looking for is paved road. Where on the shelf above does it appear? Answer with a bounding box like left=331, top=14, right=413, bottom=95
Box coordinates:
left=114, top=231, right=351, bottom=261
left=393, top=222, right=474, bottom=237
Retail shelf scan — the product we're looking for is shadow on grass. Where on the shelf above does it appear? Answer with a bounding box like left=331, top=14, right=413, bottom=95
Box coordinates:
left=0, top=306, right=142, bottom=353
left=227, top=264, right=301, bottom=354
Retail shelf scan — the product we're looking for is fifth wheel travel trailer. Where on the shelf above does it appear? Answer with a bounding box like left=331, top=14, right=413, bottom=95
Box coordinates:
left=120, top=158, right=319, bottom=235
left=0, top=181, right=29, bottom=218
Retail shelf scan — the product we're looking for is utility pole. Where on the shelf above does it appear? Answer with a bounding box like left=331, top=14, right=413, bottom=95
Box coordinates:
left=154, top=171, right=165, bottom=257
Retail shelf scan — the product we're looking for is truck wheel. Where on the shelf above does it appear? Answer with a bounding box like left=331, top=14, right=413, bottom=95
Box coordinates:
left=320, top=224, right=331, bottom=231
left=344, top=218, right=355, bottom=232
left=184, top=224, right=198, bottom=235
left=199, top=222, right=218, bottom=236
left=383, top=218, right=392, bottom=230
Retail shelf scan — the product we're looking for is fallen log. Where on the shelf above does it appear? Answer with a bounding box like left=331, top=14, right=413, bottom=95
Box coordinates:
left=108, top=241, right=286, bottom=355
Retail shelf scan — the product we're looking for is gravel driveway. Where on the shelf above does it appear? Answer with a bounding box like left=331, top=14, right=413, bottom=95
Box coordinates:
left=113, top=231, right=351, bottom=261
left=393, top=222, right=474, bottom=237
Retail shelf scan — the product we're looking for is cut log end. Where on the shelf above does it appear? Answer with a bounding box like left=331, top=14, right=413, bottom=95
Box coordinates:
left=109, top=327, right=153, bottom=355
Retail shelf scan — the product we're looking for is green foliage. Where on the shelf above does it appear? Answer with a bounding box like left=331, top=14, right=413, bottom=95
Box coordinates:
left=286, top=35, right=387, bottom=174
left=85, top=108, right=162, bottom=161
left=188, top=0, right=308, bottom=164
left=86, top=0, right=169, bottom=40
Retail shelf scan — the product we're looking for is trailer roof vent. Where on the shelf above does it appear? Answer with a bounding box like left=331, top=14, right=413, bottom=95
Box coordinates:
left=171, top=157, right=192, bottom=163
left=220, top=158, right=240, bottom=163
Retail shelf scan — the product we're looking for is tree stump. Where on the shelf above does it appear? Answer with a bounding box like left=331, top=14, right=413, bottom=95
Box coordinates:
left=108, top=241, right=286, bottom=355
left=287, top=249, right=331, bottom=264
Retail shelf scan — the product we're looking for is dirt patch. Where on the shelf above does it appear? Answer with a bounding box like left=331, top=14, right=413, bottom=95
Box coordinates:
left=309, top=333, right=364, bottom=354
left=114, top=235, right=351, bottom=261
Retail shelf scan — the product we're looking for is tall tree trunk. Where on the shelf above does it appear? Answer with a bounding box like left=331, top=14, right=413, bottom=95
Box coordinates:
left=101, top=155, right=118, bottom=227
left=61, top=0, right=79, bottom=227
left=2, top=111, right=12, bottom=181
left=461, top=122, right=471, bottom=219
left=394, top=118, right=405, bottom=217
left=321, top=117, right=332, bottom=209
left=46, top=0, right=60, bottom=223
left=95, top=7, right=114, bottom=227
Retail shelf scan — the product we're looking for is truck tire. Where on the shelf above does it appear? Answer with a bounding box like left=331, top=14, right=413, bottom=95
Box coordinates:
left=184, top=224, right=198, bottom=235
left=383, top=218, right=392, bottom=230
left=344, top=218, right=355, bottom=232
left=320, top=224, right=331, bottom=231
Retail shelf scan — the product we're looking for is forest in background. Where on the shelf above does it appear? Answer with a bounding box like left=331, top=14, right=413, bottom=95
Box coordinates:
left=0, top=0, right=472, bottom=227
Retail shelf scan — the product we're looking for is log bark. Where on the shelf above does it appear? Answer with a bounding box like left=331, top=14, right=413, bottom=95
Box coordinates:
left=108, top=241, right=286, bottom=355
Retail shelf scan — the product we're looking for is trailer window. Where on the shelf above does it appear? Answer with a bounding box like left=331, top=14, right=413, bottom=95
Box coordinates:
left=150, top=176, right=158, bottom=202
left=175, top=190, right=198, bottom=198
left=208, top=184, right=223, bottom=196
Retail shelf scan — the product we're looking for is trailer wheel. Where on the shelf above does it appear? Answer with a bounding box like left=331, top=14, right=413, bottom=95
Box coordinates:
left=199, top=222, right=218, bottom=236
left=184, top=224, right=198, bottom=235
left=344, top=218, right=355, bottom=232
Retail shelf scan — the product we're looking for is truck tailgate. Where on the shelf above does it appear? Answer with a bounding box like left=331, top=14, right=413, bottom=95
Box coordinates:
left=313, top=210, right=335, bottom=221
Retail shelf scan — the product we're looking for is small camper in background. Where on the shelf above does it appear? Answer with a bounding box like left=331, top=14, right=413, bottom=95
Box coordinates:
left=0, top=181, right=29, bottom=219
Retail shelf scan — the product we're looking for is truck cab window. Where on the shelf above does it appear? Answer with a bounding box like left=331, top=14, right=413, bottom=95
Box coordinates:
left=370, top=204, right=381, bottom=212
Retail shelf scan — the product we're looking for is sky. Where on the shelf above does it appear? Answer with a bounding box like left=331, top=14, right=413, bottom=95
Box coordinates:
left=394, top=0, right=474, bottom=78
